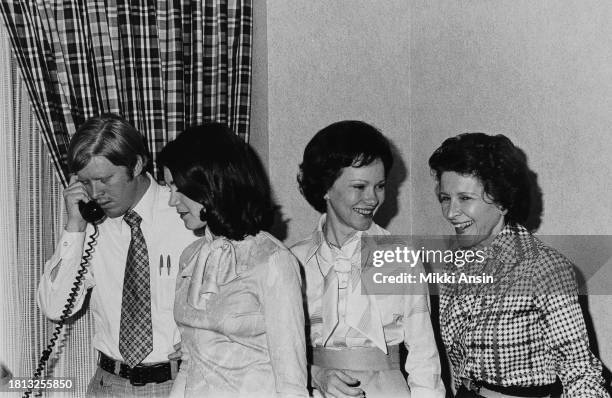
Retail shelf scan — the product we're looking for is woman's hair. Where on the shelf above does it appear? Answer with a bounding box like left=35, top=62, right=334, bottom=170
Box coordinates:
left=428, top=132, right=531, bottom=226
left=159, top=123, right=274, bottom=240
left=68, top=113, right=150, bottom=175
left=298, top=120, right=393, bottom=213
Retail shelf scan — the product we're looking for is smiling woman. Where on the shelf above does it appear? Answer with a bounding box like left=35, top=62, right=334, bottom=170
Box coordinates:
left=436, top=171, right=506, bottom=249
left=428, top=133, right=608, bottom=398
left=292, top=120, right=446, bottom=398
left=161, top=168, right=205, bottom=232
left=324, top=158, right=386, bottom=245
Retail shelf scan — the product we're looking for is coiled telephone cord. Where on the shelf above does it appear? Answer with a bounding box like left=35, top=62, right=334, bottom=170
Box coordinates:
left=24, top=226, right=99, bottom=398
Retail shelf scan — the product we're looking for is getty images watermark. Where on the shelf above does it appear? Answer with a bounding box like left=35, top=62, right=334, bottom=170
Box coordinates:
left=370, top=244, right=491, bottom=285
left=358, top=235, right=612, bottom=295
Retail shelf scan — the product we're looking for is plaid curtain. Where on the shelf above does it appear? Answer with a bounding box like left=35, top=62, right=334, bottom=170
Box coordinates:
left=0, top=0, right=253, bottom=183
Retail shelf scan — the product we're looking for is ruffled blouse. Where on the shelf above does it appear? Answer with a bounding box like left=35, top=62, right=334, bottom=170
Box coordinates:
left=173, top=229, right=308, bottom=397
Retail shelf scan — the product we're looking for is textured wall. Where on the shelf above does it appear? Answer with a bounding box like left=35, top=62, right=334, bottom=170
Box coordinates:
left=249, top=0, right=269, bottom=169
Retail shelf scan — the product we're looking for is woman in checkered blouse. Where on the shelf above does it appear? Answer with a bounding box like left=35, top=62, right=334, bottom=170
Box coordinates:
left=429, top=133, right=609, bottom=398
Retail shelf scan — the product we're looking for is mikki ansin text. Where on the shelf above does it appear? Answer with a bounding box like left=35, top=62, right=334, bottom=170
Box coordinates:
left=369, top=247, right=494, bottom=284
left=372, top=271, right=494, bottom=285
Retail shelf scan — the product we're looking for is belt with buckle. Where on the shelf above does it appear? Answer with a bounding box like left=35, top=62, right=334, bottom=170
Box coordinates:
left=461, top=378, right=553, bottom=397
left=98, top=352, right=181, bottom=386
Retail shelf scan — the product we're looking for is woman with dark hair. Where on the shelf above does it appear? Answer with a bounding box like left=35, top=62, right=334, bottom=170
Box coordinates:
left=159, top=123, right=307, bottom=397
left=292, top=121, right=445, bottom=398
left=429, top=133, right=608, bottom=398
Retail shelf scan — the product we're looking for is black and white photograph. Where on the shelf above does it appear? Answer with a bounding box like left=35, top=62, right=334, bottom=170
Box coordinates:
left=0, top=1, right=611, bottom=397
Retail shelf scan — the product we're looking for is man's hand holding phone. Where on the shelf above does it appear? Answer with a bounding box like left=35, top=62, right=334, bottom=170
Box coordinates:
left=64, top=175, right=90, bottom=232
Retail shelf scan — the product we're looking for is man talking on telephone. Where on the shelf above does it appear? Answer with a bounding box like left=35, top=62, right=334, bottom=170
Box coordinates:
left=38, top=114, right=197, bottom=397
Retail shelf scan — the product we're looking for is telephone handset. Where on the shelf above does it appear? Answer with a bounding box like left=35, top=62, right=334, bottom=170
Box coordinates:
left=24, top=201, right=103, bottom=397
left=78, top=200, right=106, bottom=224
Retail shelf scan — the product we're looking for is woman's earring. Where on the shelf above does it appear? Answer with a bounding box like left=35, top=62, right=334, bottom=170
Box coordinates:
left=199, top=208, right=207, bottom=222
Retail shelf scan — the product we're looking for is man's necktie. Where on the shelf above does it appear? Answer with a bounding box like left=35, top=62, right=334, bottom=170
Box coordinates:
left=119, top=210, right=153, bottom=367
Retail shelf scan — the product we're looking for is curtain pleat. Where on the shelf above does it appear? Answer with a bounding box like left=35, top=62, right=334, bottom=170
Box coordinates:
left=0, top=21, right=18, bottom=383
left=0, top=0, right=72, bottom=185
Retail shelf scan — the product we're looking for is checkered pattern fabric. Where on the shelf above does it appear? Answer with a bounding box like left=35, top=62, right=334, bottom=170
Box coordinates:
left=0, top=0, right=252, bottom=182
left=440, top=224, right=608, bottom=397
left=119, top=210, right=153, bottom=368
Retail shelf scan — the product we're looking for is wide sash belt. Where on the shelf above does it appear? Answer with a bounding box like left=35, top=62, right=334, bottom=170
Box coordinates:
left=312, top=345, right=400, bottom=371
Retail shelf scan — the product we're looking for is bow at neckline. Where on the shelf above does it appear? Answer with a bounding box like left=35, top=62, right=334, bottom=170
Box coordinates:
left=317, top=237, right=387, bottom=353
left=181, top=233, right=239, bottom=309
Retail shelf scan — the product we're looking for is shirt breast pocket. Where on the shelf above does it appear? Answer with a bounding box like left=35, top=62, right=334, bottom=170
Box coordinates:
left=154, top=254, right=179, bottom=312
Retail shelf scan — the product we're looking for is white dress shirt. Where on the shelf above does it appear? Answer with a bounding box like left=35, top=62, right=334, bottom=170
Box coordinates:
left=38, top=174, right=198, bottom=363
